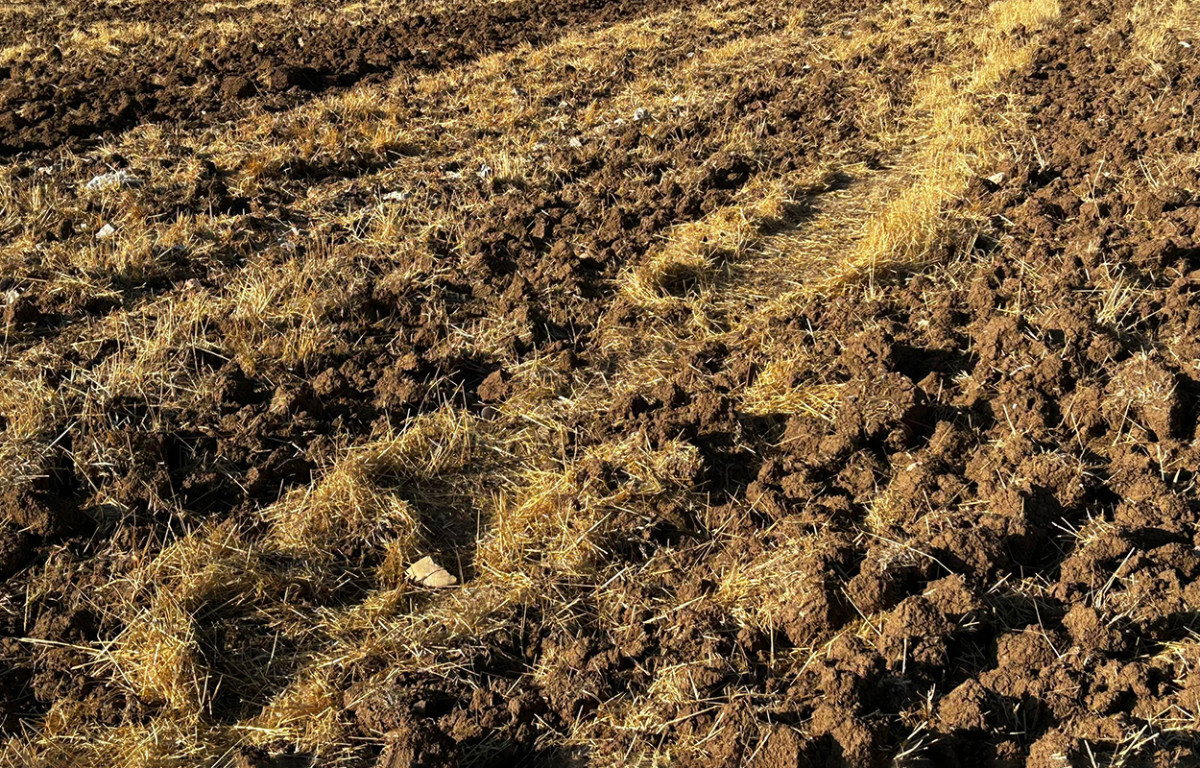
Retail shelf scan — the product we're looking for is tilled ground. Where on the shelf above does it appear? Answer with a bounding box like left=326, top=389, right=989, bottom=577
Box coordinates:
left=2, top=0, right=1200, bottom=766
left=1, top=0, right=733, bottom=154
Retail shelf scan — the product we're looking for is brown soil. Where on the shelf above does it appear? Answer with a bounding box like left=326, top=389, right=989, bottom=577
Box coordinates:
left=3, top=0, right=1200, bottom=765
left=0, top=0, right=710, bottom=155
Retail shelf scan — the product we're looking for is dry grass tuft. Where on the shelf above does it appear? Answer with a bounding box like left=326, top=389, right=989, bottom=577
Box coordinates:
left=478, top=432, right=703, bottom=577
left=740, top=356, right=842, bottom=420
left=266, top=408, right=476, bottom=570
left=1131, top=0, right=1200, bottom=70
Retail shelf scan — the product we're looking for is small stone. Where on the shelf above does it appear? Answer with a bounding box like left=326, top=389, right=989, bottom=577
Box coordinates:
left=633, top=107, right=649, bottom=122
left=85, top=170, right=141, bottom=191
left=477, top=162, right=493, bottom=180
left=95, top=223, right=117, bottom=240
left=567, top=137, right=583, bottom=149
left=986, top=172, right=1006, bottom=186
left=406, top=556, right=457, bottom=588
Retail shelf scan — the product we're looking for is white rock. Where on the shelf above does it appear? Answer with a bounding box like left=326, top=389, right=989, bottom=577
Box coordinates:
left=85, top=170, right=142, bottom=191
left=567, top=137, right=583, bottom=149
left=406, top=556, right=457, bottom=588
left=477, top=162, right=493, bottom=180
left=987, top=172, right=1007, bottom=186
left=96, top=223, right=117, bottom=240
left=633, top=107, right=649, bottom=122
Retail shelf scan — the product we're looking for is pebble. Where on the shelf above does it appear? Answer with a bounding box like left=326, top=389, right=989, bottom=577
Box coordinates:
left=85, top=170, right=141, bottom=191
left=406, top=556, right=457, bottom=588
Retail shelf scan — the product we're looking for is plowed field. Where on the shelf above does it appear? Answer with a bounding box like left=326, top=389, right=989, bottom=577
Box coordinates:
left=3, top=0, right=1200, bottom=766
